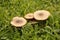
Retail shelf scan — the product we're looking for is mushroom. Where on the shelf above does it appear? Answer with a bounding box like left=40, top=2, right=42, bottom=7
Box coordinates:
left=24, top=13, right=34, bottom=19
left=34, top=10, right=50, bottom=20
left=11, top=17, right=27, bottom=27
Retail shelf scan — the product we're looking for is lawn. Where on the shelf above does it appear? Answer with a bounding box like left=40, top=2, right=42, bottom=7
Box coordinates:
left=0, top=0, right=60, bottom=40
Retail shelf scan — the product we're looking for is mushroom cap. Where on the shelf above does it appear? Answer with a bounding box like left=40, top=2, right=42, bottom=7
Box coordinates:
left=34, top=10, right=50, bottom=20
left=24, top=13, right=34, bottom=19
left=11, top=17, right=27, bottom=27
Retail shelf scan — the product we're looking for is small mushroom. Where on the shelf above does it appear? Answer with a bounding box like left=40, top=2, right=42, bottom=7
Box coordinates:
left=34, top=10, right=50, bottom=20
left=24, top=13, right=34, bottom=19
left=11, top=17, right=27, bottom=27
left=29, top=21, right=38, bottom=24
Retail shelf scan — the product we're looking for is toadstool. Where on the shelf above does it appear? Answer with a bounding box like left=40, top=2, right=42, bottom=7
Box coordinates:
left=34, top=10, right=50, bottom=20
left=24, top=13, right=34, bottom=19
left=11, top=17, right=27, bottom=27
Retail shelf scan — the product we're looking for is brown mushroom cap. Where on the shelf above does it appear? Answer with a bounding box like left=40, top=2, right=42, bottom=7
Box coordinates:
left=34, top=10, right=50, bottom=20
left=24, top=13, right=34, bottom=19
left=11, top=17, right=27, bottom=27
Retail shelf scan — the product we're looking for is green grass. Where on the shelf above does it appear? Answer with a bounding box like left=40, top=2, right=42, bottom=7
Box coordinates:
left=0, top=0, right=60, bottom=40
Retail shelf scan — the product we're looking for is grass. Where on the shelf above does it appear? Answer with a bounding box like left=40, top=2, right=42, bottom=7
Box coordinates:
left=0, top=0, right=60, bottom=40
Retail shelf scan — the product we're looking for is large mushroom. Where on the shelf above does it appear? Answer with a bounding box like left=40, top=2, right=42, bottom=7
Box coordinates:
left=11, top=17, right=27, bottom=27
left=34, top=10, right=50, bottom=20
left=24, top=13, right=34, bottom=19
